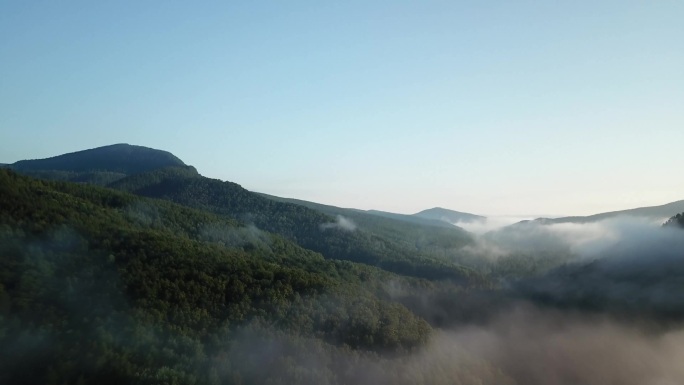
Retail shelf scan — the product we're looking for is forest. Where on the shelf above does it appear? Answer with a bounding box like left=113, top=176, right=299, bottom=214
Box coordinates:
left=2, top=145, right=684, bottom=385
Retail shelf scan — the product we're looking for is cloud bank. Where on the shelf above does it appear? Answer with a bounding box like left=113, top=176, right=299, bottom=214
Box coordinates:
left=220, top=303, right=684, bottom=385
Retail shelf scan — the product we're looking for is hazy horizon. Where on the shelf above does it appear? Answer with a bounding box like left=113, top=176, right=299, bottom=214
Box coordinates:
left=2, top=1, right=682, bottom=216
left=2, top=142, right=682, bottom=219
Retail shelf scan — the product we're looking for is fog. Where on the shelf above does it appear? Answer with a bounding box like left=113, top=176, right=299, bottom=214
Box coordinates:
left=222, top=303, right=684, bottom=385
left=400, top=216, right=684, bottom=383
left=6, top=205, right=684, bottom=384
left=458, top=215, right=672, bottom=261
left=513, top=217, right=684, bottom=318
left=216, top=216, right=684, bottom=384
left=320, top=215, right=358, bottom=232
left=453, top=216, right=533, bottom=235
left=424, top=305, right=684, bottom=385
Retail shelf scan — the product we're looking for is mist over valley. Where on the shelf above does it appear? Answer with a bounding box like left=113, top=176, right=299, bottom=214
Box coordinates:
left=1, top=144, right=684, bottom=384
left=2, top=2, right=682, bottom=383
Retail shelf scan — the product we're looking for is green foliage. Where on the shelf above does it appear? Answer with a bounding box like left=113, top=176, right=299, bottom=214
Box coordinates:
left=664, top=212, right=684, bottom=228
left=110, top=168, right=485, bottom=285
left=13, top=169, right=128, bottom=186
left=262, top=194, right=475, bottom=258
left=0, top=169, right=433, bottom=384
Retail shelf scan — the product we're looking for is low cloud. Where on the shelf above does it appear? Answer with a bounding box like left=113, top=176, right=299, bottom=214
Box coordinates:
left=542, top=216, right=670, bottom=257
left=454, top=216, right=534, bottom=235
left=320, top=215, right=357, bottom=232
left=513, top=217, right=684, bottom=318
left=215, top=304, right=684, bottom=385
left=431, top=305, right=684, bottom=385
left=459, top=215, right=674, bottom=262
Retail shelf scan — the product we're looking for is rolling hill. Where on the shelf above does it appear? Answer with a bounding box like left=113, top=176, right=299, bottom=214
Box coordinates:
left=0, top=168, right=437, bottom=384
left=5, top=144, right=684, bottom=385
left=510, top=200, right=684, bottom=228
left=109, top=167, right=481, bottom=283
left=8, top=143, right=186, bottom=185
left=9, top=144, right=482, bottom=285
left=413, top=207, right=486, bottom=224
left=259, top=193, right=474, bottom=252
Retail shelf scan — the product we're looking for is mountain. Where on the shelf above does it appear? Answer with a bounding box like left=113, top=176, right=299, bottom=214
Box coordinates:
left=109, top=167, right=482, bottom=284
left=511, top=200, right=684, bottom=227
left=365, top=209, right=458, bottom=228
left=7, top=145, right=684, bottom=384
left=0, top=168, right=436, bottom=384
left=259, top=194, right=463, bottom=230
left=9, top=143, right=186, bottom=185
left=259, top=193, right=473, bottom=246
left=413, top=207, right=486, bottom=224
left=11, top=143, right=185, bottom=174
left=7, top=144, right=483, bottom=284
left=555, top=200, right=684, bottom=223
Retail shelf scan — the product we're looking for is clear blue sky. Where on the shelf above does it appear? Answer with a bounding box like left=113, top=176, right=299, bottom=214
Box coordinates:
left=1, top=1, right=682, bottom=216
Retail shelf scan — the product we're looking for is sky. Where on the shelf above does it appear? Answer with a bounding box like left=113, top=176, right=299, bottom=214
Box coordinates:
left=1, top=1, right=683, bottom=216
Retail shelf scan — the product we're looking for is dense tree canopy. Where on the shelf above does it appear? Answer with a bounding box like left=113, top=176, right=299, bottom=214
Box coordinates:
left=6, top=145, right=684, bottom=384
left=109, top=167, right=484, bottom=285
left=0, top=170, right=435, bottom=385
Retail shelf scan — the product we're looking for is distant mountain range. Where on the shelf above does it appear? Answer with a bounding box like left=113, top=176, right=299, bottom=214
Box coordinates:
left=8, top=143, right=684, bottom=234
left=5, top=144, right=684, bottom=385
left=260, top=194, right=463, bottom=229
left=7, top=144, right=484, bottom=284
left=413, top=207, right=486, bottom=224
left=512, top=200, right=684, bottom=228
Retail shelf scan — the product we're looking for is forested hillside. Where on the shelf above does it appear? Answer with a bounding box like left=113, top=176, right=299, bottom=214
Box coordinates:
left=4, top=150, right=684, bottom=385
left=109, top=167, right=483, bottom=285
left=8, top=144, right=482, bottom=285
left=665, top=212, right=684, bottom=228
left=259, top=193, right=474, bottom=257
left=0, top=169, right=439, bottom=384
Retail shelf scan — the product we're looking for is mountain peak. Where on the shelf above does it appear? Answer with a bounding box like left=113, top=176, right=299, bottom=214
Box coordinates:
left=413, top=207, right=485, bottom=224
left=11, top=143, right=186, bottom=175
